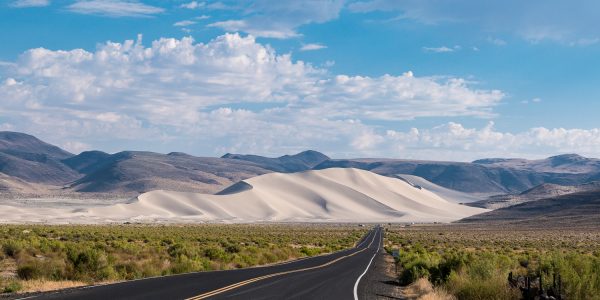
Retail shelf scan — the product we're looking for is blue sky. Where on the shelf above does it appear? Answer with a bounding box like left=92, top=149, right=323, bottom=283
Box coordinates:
left=1, top=0, right=599, bottom=160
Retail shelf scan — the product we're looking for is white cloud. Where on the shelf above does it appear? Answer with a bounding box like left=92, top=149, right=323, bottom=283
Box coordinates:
left=521, top=97, right=542, bottom=104
left=0, top=33, right=505, bottom=156
left=196, top=15, right=210, bottom=20
left=10, top=0, right=49, bottom=7
left=61, top=141, right=92, bottom=154
left=422, top=46, right=454, bottom=53
left=570, top=38, right=599, bottom=47
left=180, top=1, right=204, bottom=9
left=208, top=0, right=344, bottom=39
left=208, top=20, right=300, bottom=39
left=487, top=37, right=507, bottom=46
left=300, top=43, right=327, bottom=51
left=174, top=20, right=196, bottom=27
left=67, top=0, right=164, bottom=17
left=384, top=122, right=600, bottom=161
left=349, top=0, right=600, bottom=46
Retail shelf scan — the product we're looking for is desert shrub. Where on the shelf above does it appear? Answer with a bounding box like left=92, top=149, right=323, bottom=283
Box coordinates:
left=2, top=240, right=23, bottom=257
left=17, top=265, right=40, bottom=280
left=446, top=270, right=521, bottom=300
left=2, top=280, right=22, bottom=293
left=0, top=224, right=366, bottom=293
left=385, top=225, right=600, bottom=300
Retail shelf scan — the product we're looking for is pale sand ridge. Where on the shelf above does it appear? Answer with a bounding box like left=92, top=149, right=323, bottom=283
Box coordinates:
left=0, top=168, right=488, bottom=223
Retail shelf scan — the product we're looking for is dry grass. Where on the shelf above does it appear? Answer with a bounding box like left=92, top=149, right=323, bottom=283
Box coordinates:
left=403, top=278, right=455, bottom=300
left=19, top=279, right=89, bottom=293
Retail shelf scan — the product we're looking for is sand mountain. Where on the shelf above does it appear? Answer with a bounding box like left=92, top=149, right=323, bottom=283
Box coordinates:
left=0, top=168, right=487, bottom=224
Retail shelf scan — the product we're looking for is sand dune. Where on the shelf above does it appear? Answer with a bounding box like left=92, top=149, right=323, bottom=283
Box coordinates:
left=0, top=168, right=487, bottom=224
left=394, top=174, right=488, bottom=203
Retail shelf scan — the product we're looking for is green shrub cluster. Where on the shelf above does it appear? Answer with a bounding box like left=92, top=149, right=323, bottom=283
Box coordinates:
left=385, top=226, right=600, bottom=300
left=0, top=224, right=366, bottom=293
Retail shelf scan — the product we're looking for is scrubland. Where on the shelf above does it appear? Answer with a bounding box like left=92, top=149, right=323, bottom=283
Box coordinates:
left=0, top=224, right=366, bottom=294
left=385, top=225, right=600, bottom=300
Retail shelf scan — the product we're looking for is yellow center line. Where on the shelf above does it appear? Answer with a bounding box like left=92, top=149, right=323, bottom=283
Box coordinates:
left=185, top=229, right=379, bottom=300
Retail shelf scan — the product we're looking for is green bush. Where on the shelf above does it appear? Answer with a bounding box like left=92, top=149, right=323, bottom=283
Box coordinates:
left=2, top=280, right=22, bottom=293
left=17, top=264, right=40, bottom=280
left=2, top=240, right=22, bottom=257
left=0, top=224, right=366, bottom=291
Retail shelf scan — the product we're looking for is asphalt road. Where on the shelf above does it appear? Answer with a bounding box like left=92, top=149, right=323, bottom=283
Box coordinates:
left=29, top=226, right=382, bottom=300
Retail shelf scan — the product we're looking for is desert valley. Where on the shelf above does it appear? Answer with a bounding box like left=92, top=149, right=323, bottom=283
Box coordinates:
left=3, top=1, right=600, bottom=298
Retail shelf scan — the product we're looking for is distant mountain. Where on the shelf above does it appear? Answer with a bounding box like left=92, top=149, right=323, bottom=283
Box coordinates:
left=62, top=150, right=111, bottom=175
left=0, top=131, right=72, bottom=160
left=2, top=130, right=600, bottom=196
left=314, top=159, right=540, bottom=194
left=0, top=172, right=44, bottom=193
left=67, top=151, right=273, bottom=194
left=221, top=150, right=329, bottom=172
left=460, top=189, right=600, bottom=227
left=473, top=154, right=600, bottom=174
left=0, top=131, right=79, bottom=184
left=314, top=156, right=600, bottom=194
left=468, top=181, right=600, bottom=209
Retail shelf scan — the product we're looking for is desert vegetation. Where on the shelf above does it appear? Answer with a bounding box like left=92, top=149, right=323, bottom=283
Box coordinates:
left=385, top=225, right=600, bottom=300
left=0, top=224, right=366, bottom=294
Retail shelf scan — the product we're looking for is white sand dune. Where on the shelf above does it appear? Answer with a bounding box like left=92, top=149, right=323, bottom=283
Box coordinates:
left=0, top=168, right=488, bottom=224
left=394, top=174, right=489, bottom=203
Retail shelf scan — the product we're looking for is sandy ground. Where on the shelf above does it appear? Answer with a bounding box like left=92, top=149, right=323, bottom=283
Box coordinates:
left=364, top=249, right=405, bottom=300
left=0, top=168, right=487, bottom=224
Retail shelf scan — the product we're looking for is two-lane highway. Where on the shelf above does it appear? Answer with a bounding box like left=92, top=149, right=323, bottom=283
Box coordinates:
left=31, top=226, right=383, bottom=300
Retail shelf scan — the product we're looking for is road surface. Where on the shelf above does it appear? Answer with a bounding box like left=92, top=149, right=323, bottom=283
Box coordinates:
left=29, top=226, right=383, bottom=300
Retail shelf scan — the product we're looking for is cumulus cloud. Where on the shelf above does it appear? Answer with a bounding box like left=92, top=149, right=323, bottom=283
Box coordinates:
left=0, top=33, right=507, bottom=156
left=300, top=43, right=327, bottom=51
left=10, top=0, right=49, bottom=7
left=180, top=1, right=204, bottom=9
left=487, top=37, right=507, bottom=46
left=349, top=0, right=600, bottom=45
left=422, top=46, right=456, bottom=53
left=208, top=0, right=344, bottom=39
left=67, top=0, right=164, bottom=17
left=383, top=122, right=600, bottom=161
left=174, top=20, right=196, bottom=27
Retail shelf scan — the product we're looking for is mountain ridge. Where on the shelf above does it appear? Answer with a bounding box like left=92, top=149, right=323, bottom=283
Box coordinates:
left=1, top=131, right=600, bottom=195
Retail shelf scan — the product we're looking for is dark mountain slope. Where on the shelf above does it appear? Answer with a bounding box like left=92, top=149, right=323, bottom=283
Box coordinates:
left=460, top=189, right=600, bottom=227
left=68, top=151, right=273, bottom=194
left=468, top=181, right=600, bottom=209
left=222, top=150, right=329, bottom=172
left=314, top=155, right=599, bottom=194
left=62, top=151, right=111, bottom=174
left=0, top=131, right=73, bottom=160
left=473, top=154, right=600, bottom=174
left=314, top=159, right=545, bottom=194
left=0, top=132, right=78, bottom=184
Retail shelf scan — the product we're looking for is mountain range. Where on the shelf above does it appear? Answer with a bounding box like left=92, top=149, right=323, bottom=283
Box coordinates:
left=2, top=131, right=600, bottom=197
left=460, top=189, right=600, bottom=227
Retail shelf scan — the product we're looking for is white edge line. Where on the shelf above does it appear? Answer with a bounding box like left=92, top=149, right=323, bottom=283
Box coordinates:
left=353, top=228, right=380, bottom=300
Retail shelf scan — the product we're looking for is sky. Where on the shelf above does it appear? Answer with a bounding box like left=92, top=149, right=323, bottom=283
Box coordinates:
left=1, top=0, right=599, bottom=161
